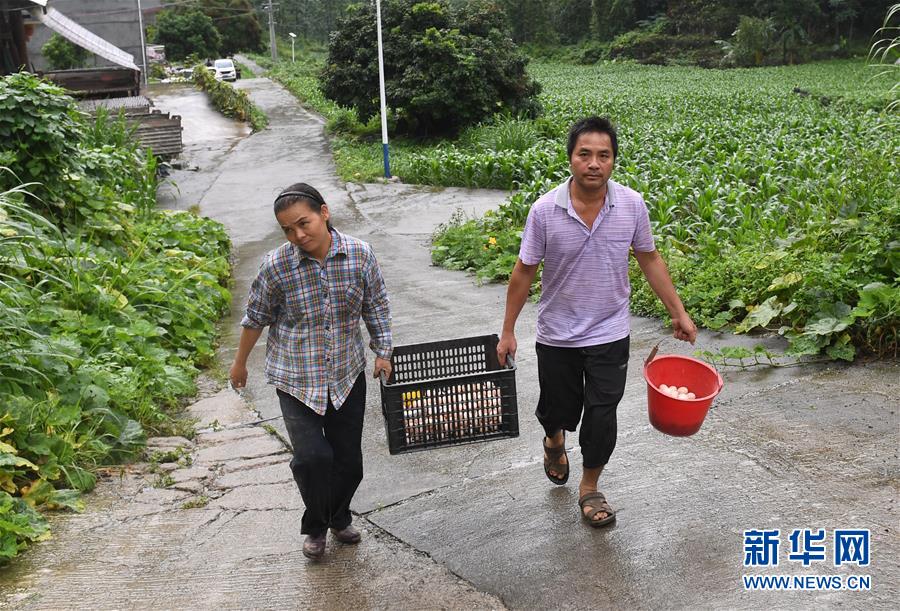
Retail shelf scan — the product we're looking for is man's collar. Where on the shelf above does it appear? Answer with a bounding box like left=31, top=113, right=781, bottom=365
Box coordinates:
left=556, top=176, right=615, bottom=210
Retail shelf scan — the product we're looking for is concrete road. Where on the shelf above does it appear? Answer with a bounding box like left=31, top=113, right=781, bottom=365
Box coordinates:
left=3, top=73, right=897, bottom=609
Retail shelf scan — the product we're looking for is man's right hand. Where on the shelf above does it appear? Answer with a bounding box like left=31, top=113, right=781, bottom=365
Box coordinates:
left=497, top=332, right=517, bottom=367
left=229, top=362, right=248, bottom=390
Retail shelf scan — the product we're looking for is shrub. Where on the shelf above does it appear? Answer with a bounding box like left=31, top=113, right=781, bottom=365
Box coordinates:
left=575, top=40, right=610, bottom=64
left=321, top=0, right=541, bottom=137
left=41, top=34, right=89, bottom=70
left=719, top=16, right=776, bottom=67
left=467, top=115, right=541, bottom=152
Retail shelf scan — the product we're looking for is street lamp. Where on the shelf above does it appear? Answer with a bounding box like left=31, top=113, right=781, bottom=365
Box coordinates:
left=375, top=0, right=391, bottom=178
left=288, top=32, right=296, bottom=63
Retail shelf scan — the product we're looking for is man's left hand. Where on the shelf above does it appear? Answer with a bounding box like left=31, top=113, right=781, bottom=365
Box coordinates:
left=672, top=313, right=698, bottom=344
left=373, top=356, right=392, bottom=381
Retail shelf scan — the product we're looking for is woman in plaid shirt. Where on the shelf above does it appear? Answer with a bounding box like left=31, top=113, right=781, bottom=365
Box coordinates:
left=229, top=183, right=392, bottom=560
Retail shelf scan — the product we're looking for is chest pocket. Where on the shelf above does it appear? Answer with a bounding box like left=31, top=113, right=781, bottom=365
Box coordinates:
left=336, top=278, right=364, bottom=319
left=283, top=290, right=310, bottom=326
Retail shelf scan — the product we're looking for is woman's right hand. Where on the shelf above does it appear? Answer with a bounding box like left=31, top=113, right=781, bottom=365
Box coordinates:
left=229, top=361, right=248, bottom=390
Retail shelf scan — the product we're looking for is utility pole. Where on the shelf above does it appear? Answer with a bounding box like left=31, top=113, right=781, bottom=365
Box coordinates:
left=136, top=0, right=148, bottom=88
left=267, top=0, right=277, bottom=62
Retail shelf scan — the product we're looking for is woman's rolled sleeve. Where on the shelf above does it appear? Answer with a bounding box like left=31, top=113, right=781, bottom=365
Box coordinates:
left=241, top=262, right=280, bottom=328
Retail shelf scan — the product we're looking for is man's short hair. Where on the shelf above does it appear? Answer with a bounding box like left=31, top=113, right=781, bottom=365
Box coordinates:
left=567, top=116, right=618, bottom=159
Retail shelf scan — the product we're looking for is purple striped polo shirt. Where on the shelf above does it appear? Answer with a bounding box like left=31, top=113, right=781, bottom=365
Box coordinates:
left=519, top=177, right=655, bottom=348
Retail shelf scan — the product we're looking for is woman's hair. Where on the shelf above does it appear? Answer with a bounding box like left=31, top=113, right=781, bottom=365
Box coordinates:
left=273, top=183, right=333, bottom=230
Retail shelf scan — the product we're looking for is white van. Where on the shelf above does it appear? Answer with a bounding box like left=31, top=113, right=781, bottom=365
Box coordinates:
left=213, top=58, right=237, bottom=82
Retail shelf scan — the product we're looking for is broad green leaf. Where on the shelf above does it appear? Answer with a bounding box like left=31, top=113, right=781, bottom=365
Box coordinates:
left=753, top=250, right=788, bottom=270
left=826, top=342, right=856, bottom=361
left=0, top=453, right=38, bottom=471
left=786, top=334, right=827, bottom=356
left=735, top=296, right=783, bottom=333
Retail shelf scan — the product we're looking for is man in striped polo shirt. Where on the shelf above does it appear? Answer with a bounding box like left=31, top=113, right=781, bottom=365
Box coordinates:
left=497, top=116, right=697, bottom=527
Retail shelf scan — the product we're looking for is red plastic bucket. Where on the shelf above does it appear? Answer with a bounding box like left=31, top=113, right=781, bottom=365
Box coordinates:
left=642, top=351, right=724, bottom=437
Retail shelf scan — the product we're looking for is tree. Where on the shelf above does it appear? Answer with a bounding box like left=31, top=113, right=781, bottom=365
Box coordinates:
left=198, top=0, right=263, bottom=55
left=152, top=10, right=222, bottom=61
left=321, top=0, right=541, bottom=137
left=41, top=34, right=89, bottom=70
left=251, top=0, right=354, bottom=43
left=552, top=0, right=594, bottom=42
left=667, top=0, right=754, bottom=38
left=496, top=1, right=557, bottom=44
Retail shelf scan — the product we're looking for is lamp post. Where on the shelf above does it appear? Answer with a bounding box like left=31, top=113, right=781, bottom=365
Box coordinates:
left=288, top=32, right=296, bottom=63
left=375, top=0, right=391, bottom=178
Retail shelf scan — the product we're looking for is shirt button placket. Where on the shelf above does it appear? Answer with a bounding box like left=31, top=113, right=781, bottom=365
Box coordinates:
left=321, top=265, right=333, bottom=376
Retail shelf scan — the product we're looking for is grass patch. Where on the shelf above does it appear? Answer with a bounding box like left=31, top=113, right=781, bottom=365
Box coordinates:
left=180, top=495, right=209, bottom=509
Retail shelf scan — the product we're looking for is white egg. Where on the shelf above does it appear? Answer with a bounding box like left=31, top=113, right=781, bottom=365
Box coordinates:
left=677, top=393, right=688, bottom=400
left=660, top=384, right=670, bottom=392
left=686, top=392, right=696, bottom=400
left=677, top=386, right=688, bottom=394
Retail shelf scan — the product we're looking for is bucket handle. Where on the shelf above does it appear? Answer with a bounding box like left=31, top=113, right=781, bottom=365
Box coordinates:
left=644, top=340, right=662, bottom=368
left=645, top=338, right=724, bottom=393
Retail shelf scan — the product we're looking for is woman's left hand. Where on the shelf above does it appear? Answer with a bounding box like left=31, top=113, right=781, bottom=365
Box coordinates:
left=373, top=356, right=392, bottom=381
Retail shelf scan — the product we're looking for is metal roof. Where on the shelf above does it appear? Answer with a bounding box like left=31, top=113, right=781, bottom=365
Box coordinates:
left=0, top=1, right=47, bottom=9
left=78, top=96, right=152, bottom=114
left=34, top=7, right=139, bottom=71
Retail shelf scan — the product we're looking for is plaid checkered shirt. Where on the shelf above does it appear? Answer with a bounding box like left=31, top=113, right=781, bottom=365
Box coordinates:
left=240, top=230, right=392, bottom=414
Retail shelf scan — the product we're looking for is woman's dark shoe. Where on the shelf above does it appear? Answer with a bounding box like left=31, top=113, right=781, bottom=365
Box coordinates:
left=302, top=533, right=327, bottom=559
left=330, top=525, right=361, bottom=544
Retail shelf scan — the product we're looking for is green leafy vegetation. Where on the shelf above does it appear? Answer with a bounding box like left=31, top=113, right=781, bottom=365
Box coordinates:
left=428, top=59, right=898, bottom=360
left=0, top=73, right=231, bottom=560
left=192, top=66, right=268, bottom=132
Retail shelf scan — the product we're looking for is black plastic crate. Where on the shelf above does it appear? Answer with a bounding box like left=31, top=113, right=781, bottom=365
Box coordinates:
left=380, top=334, right=519, bottom=454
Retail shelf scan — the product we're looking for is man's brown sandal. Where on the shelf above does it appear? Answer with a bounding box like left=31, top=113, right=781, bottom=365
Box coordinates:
left=579, top=491, right=616, bottom=528
left=542, top=435, right=569, bottom=485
